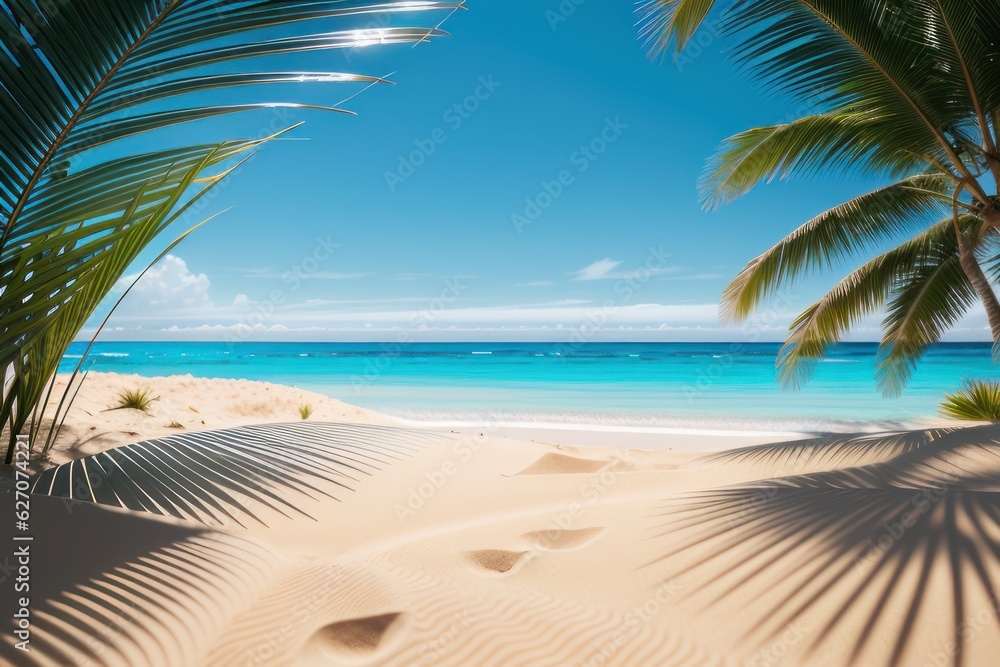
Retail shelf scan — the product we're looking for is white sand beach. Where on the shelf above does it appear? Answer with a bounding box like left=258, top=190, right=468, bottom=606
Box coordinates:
left=2, top=374, right=997, bottom=666
left=5, top=1, right=1000, bottom=666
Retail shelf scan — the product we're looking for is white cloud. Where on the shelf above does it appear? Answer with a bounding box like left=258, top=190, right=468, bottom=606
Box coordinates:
left=88, top=251, right=995, bottom=344
left=572, top=258, right=683, bottom=281
left=572, top=258, right=623, bottom=281
left=215, top=301, right=723, bottom=328
left=117, top=255, right=212, bottom=313
left=229, top=268, right=370, bottom=280
left=308, top=272, right=371, bottom=280
left=660, top=273, right=724, bottom=281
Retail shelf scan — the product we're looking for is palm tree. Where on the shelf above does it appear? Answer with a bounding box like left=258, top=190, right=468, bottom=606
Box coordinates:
left=638, top=0, right=1000, bottom=395
left=0, top=0, right=463, bottom=463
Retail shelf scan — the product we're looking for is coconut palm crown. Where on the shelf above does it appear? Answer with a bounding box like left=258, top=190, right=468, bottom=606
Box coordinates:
left=638, top=0, right=1000, bottom=396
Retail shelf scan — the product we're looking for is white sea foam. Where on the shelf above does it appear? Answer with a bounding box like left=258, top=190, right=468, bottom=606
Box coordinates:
left=385, top=409, right=918, bottom=436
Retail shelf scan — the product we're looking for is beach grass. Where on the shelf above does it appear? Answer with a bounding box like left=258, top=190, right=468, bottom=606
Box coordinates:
left=112, top=387, right=160, bottom=414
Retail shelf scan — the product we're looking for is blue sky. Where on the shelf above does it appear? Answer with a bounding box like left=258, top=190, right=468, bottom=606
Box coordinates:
left=90, top=0, right=992, bottom=342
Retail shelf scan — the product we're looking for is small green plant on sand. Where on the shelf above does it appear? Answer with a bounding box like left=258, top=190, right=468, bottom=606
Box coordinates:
left=940, top=380, right=1000, bottom=423
left=112, top=387, right=160, bottom=414
left=299, top=404, right=313, bottom=420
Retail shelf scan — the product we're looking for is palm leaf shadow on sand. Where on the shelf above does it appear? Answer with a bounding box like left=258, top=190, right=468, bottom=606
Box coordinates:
left=30, top=422, right=447, bottom=528
left=649, top=424, right=1000, bottom=667
left=0, top=495, right=281, bottom=666
left=684, top=427, right=959, bottom=475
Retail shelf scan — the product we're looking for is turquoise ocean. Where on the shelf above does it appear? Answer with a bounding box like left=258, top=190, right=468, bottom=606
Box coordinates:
left=59, top=342, right=998, bottom=432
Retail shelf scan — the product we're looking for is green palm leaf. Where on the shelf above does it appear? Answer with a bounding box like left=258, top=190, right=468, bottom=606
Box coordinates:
left=0, top=0, right=462, bottom=460
left=640, top=1, right=1000, bottom=391
left=636, top=0, right=717, bottom=57
left=940, top=380, right=1000, bottom=422
left=774, top=218, right=967, bottom=391
left=701, top=114, right=936, bottom=210
left=875, top=229, right=979, bottom=396
left=721, top=174, right=950, bottom=323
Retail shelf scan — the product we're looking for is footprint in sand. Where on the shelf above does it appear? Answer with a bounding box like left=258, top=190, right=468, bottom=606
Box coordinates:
left=522, top=526, right=605, bottom=551
left=302, top=612, right=406, bottom=663
left=465, top=549, right=530, bottom=575
left=464, top=529, right=605, bottom=576
left=514, top=453, right=610, bottom=475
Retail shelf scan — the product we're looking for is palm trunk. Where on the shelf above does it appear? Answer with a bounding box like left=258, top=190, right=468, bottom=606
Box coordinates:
left=957, top=229, right=1000, bottom=350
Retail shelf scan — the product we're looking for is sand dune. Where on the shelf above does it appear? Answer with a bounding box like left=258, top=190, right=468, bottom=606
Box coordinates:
left=2, top=378, right=998, bottom=666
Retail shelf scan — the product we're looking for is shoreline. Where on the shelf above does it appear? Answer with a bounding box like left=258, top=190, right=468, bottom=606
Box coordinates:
left=58, top=340, right=977, bottom=429
left=34, top=372, right=953, bottom=464
left=392, top=418, right=811, bottom=451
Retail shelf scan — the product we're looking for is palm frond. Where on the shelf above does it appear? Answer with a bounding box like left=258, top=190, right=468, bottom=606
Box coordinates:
left=775, top=218, right=959, bottom=390
left=875, top=230, right=978, bottom=396
left=941, top=380, right=1000, bottom=422
left=642, top=1, right=963, bottom=170
left=0, top=0, right=461, bottom=459
left=639, top=0, right=1000, bottom=193
left=635, top=0, right=719, bottom=57
left=642, top=0, right=1000, bottom=391
left=702, top=114, right=936, bottom=210
left=905, top=0, right=1000, bottom=153
left=721, top=174, right=951, bottom=322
